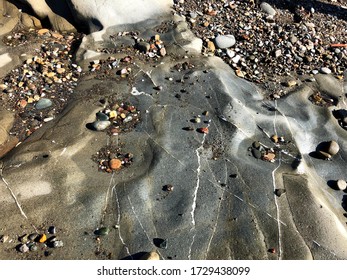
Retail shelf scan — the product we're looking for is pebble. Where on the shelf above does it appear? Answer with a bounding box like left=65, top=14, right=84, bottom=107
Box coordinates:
left=154, top=238, right=167, bottom=249
left=326, top=140, right=339, bottom=156
left=19, top=234, right=29, bottom=243
left=320, top=67, right=332, bottom=74
left=18, top=244, right=29, bottom=253
left=95, top=227, right=109, bottom=236
left=48, top=226, right=56, bottom=234
left=260, top=2, right=276, bottom=16
left=275, top=189, right=286, bottom=197
left=96, top=112, right=109, bottom=121
left=39, top=234, right=47, bottom=243
left=197, top=127, right=209, bottom=134
left=53, top=240, right=64, bottom=248
left=109, top=158, right=122, bottom=170
left=194, top=117, right=201, bottom=123
left=337, top=179, right=347, bottom=191
left=252, top=141, right=261, bottom=149
left=140, top=251, right=160, bottom=260
left=28, top=233, right=38, bottom=241
left=0, top=235, right=9, bottom=243
left=29, top=243, right=38, bottom=252
left=226, top=49, right=235, bottom=58
left=207, top=41, right=216, bottom=52
left=135, top=42, right=150, bottom=53
left=251, top=148, right=262, bottom=159
left=90, top=121, right=111, bottom=131
left=214, top=35, right=236, bottom=49
left=35, top=98, right=53, bottom=110
left=159, top=48, right=167, bottom=57
left=286, top=80, right=297, bottom=87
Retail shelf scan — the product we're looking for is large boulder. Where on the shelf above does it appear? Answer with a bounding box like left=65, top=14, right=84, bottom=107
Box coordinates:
left=8, top=0, right=173, bottom=33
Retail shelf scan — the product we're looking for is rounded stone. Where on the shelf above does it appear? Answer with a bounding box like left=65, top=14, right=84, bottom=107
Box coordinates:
left=214, top=35, right=236, bottom=49
left=109, top=158, right=122, bottom=170
left=96, top=112, right=109, bottom=121
left=252, top=148, right=262, bottom=159
left=252, top=141, right=261, bottom=149
left=95, top=227, right=109, bottom=236
left=53, top=240, right=64, bottom=248
left=18, top=244, right=29, bottom=253
left=28, top=233, right=38, bottom=241
left=260, top=2, right=277, bottom=16
left=135, top=42, right=150, bottom=53
left=35, top=98, right=53, bottom=110
left=326, top=140, right=339, bottom=156
left=337, top=179, right=347, bottom=191
left=90, top=121, right=111, bottom=131
left=320, top=67, right=331, bottom=74
left=29, top=243, right=38, bottom=252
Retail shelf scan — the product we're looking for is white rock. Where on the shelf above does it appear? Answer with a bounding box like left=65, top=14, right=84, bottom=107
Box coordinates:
left=232, top=55, right=241, bottom=64
left=214, top=35, right=236, bottom=49
left=337, top=179, right=347, bottom=191
left=320, top=67, right=331, bottom=74
left=226, top=49, right=235, bottom=58
left=260, top=2, right=276, bottom=16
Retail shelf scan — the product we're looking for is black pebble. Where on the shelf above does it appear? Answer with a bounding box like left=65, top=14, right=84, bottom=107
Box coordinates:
left=153, top=238, right=167, bottom=249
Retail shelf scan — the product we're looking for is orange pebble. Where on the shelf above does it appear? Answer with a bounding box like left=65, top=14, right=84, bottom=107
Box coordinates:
left=39, top=234, right=47, bottom=243
left=198, top=127, right=209, bottom=134
left=109, top=158, right=122, bottom=170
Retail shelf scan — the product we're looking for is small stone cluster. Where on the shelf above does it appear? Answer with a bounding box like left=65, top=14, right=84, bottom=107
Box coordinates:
left=89, top=101, right=139, bottom=173
left=250, top=140, right=276, bottom=162
left=0, top=29, right=82, bottom=141
left=88, top=101, right=140, bottom=134
left=135, top=34, right=167, bottom=58
left=0, top=225, right=63, bottom=256
left=183, top=110, right=211, bottom=134
left=92, top=144, right=134, bottom=173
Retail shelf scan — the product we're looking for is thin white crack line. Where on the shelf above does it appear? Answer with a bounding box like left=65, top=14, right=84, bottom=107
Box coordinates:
left=0, top=163, right=38, bottom=232
left=101, top=172, right=115, bottom=224
left=272, top=153, right=283, bottom=260
left=204, top=162, right=228, bottom=259
left=112, top=185, right=132, bottom=259
left=144, top=131, right=187, bottom=167
left=189, top=122, right=210, bottom=259
left=127, top=195, right=165, bottom=260
left=273, top=100, right=278, bottom=136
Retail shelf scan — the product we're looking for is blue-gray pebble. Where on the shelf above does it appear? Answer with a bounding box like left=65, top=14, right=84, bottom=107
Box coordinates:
left=36, top=98, right=53, bottom=110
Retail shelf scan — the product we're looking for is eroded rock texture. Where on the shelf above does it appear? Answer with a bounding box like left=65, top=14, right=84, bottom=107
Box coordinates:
left=0, top=3, right=347, bottom=260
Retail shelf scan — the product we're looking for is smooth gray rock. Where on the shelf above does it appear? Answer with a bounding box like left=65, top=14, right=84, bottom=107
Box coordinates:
left=214, top=35, right=236, bottom=49
left=260, top=2, right=276, bottom=16
left=36, top=98, right=53, bottom=110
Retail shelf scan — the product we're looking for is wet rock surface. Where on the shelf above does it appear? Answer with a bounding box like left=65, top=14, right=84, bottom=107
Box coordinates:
left=0, top=2, right=347, bottom=261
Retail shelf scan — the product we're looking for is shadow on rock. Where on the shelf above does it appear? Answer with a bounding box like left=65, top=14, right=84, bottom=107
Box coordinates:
left=309, top=151, right=328, bottom=160
left=121, top=251, right=148, bottom=260
left=327, top=180, right=340, bottom=191
left=342, top=195, right=347, bottom=212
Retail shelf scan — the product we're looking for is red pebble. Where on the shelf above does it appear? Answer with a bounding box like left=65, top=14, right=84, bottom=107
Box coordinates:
left=197, top=127, right=209, bottom=134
